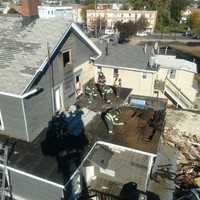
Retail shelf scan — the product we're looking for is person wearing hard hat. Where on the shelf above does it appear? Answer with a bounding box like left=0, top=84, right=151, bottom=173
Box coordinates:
left=103, top=108, right=124, bottom=134
left=97, top=71, right=106, bottom=98
left=103, top=86, right=113, bottom=103
left=113, top=76, right=122, bottom=98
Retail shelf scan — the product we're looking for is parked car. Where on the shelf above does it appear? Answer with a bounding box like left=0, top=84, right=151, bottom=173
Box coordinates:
left=105, top=28, right=115, bottom=35
left=183, top=31, right=192, bottom=37
left=136, top=31, right=148, bottom=37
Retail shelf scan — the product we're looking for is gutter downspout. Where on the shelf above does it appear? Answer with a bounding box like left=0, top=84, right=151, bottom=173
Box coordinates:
left=21, top=98, right=30, bottom=142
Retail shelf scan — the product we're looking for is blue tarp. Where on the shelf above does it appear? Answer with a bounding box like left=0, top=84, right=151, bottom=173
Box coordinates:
left=63, top=110, right=84, bottom=136
left=129, top=98, right=146, bottom=109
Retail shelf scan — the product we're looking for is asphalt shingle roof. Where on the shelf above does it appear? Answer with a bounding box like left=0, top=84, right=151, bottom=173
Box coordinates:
left=0, top=16, right=70, bottom=95
left=95, top=41, right=155, bottom=71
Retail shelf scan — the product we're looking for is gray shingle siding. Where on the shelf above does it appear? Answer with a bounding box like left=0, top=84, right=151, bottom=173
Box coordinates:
left=23, top=68, right=53, bottom=141
left=23, top=32, right=96, bottom=141
left=8, top=168, right=64, bottom=200
left=0, top=95, right=27, bottom=140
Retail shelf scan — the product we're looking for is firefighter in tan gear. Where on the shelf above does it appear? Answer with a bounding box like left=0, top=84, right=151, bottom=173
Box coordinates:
left=85, top=80, right=97, bottom=103
left=113, top=75, right=122, bottom=98
left=103, top=108, right=124, bottom=135
left=102, top=86, right=113, bottom=103
left=97, top=71, right=106, bottom=97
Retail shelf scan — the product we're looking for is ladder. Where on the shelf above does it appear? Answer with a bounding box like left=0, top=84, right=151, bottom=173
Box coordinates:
left=0, top=145, right=8, bottom=200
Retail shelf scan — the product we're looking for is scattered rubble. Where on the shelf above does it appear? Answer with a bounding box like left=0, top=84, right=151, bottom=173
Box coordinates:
left=164, top=110, right=200, bottom=189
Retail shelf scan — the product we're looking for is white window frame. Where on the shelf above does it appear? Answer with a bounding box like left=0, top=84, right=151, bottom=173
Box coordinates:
left=53, top=84, right=64, bottom=112
left=63, top=49, right=72, bottom=67
left=0, top=110, right=5, bottom=131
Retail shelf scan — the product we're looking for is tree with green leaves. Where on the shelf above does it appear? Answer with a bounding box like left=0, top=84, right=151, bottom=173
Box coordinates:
left=128, top=0, right=192, bottom=32
left=114, top=16, right=149, bottom=42
left=136, top=15, right=149, bottom=32
left=170, top=0, right=192, bottom=22
left=90, top=16, right=107, bottom=34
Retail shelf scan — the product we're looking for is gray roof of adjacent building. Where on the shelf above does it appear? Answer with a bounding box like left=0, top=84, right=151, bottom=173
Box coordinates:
left=95, top=41, right=156, bottom=72
left=0, top=16, right=70, bottom=95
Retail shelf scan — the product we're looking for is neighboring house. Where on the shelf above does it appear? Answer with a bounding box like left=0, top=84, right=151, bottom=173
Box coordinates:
left=86, top=10, right=157, bottom=33
left=38, top=4, right=83, bottom=23
left=180, top=7, right=200, bottom=23
left=38, top=5, right=74, bottom=20
left=0, top=16, right=101, bottom=142
left=93, top=42, right=198, bottom=109
left=180, top=7, right=192, bottom=23
left=96, top=3, right=123, bottom=10
left=150, top=55, right=198, bottom=108
left=0, top=2, right=10, bottom=14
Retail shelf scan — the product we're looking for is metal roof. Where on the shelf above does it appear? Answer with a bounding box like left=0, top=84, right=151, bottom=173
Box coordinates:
left=150, top=55, right=197, bottom=73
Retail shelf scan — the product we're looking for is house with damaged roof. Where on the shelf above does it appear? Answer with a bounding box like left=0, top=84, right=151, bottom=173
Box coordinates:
left=0, top=15, right=101, bottom=142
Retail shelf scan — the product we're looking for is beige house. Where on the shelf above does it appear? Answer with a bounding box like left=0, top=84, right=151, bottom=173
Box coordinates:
left=151, top=55, right=198, bottom=108
left=87, top=9, right=157, bottom=33
left=93, top=42, right=199, bottom=109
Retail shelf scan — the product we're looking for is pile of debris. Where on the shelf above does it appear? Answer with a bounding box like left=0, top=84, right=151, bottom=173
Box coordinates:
left=164, top=127, right=200, bottom=189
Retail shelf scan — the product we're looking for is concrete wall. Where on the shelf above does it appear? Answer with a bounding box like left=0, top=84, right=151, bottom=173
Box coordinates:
left=0, top=95, right=27, bottom=140
left=157, top=67, right=198, bottom=102
left=94, top=66, right=155, bottom=97
left=24, top=30, right=96, bottom=142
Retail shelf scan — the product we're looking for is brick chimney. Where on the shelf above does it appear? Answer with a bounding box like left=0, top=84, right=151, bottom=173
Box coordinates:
left=20, top=0, right=38, bottom=18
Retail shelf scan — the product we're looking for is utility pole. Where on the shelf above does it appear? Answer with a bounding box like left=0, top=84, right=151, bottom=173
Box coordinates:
left=95, top=0, right=98, bottom=37
left=47, top=42, right=55, bottom=116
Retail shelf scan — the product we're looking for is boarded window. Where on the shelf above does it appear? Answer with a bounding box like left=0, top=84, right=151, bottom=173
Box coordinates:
left=76, top=75, right=80, bottom=83
left=113, top=68, right=119, bottom=77
left=170, top=70, right=176, bottom=79
left=63, top=50, right=71, bottom=67
left=97, top=66, right=102, bottom=73
left=142, top=72, right=147, bottom=79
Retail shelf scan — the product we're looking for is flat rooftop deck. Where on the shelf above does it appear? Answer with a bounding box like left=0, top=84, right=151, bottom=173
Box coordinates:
left=85, top=106, right=165, bottom=154
left=0, top=132, right=64, bottom=184
left=0, top=90, right=166, bottom=186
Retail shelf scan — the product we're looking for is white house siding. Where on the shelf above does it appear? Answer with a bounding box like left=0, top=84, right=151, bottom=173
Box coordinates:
left=156, top=67, right=198, bottom=102
left=94, top=66, right=155, bottom=97
left=78, top=61, right=94, bottom=87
